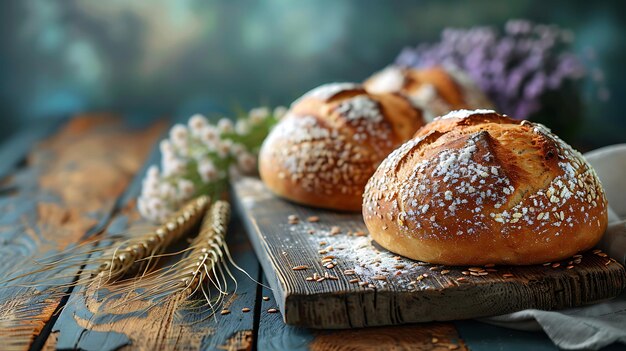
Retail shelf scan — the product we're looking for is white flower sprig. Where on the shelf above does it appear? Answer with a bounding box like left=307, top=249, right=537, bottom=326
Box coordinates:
left=138, top=106, right=287, bottom=223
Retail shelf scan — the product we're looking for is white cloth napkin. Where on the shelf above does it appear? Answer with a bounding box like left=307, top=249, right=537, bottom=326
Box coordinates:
left=481, top=144, right=626, bottom=350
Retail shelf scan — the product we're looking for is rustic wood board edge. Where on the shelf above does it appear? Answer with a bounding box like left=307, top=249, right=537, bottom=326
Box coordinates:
left=256, top=274, right=470, bottom=351
left=232, top=176, right=626, bottom=329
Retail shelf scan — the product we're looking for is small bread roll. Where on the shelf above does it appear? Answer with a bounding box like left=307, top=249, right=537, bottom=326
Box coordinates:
left=259, top=83, right=426, bottom=211
left=364, top=66, right=494, bottom=122
left=363, top=109, right=608, bottom=265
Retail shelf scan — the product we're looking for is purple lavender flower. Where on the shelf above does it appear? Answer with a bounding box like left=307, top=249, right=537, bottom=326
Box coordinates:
left=396, top=19, right=602, bottom=120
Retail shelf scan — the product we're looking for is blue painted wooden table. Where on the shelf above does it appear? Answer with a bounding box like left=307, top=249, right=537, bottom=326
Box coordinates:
left=0, top=114, right=623, bottom=350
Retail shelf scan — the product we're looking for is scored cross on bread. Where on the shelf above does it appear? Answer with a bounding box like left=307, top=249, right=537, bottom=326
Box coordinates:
left=363, top=109, right=607, bottom=265
left=259, top=83, right=426, bottom=211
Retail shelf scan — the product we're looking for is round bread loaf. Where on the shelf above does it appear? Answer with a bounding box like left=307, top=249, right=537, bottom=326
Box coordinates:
left=364, top=66, right=494, bottom=122
left=259, top=83, right=426, bottom=211
left=363, top=109, right=608, bottom=265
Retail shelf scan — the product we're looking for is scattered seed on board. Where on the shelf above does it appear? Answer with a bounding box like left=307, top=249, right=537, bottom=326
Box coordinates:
left=267, top=308, right=278, bottom=313
left=551, top=263, right=561, bottom=268
left=431, top=337, right=439, bottom=343
left=502, top=273, right=514, bottom=278
left=456, top=277, right=467, bottom=282
left=288, top=215, right=299, bottom=224
left=440, top=270, right=450, bottom=275
left=543, top=262, right=552, bottom=266
left=330, top=226, right=341, bottom=235
left=242, top=308, right=251, bottom=313
left=221, top=309, right=230, bottom=315
left=462, top=271, right=470, bottom=275
left=307, top=216, right=320, bottom=223
left=468, top=267, right=484, bottom=272
left=592, top=249, right=602, bottom=254
left=292, top=265, right=309, bottom=271
left=566, top=265, right=574, bottom=269
left=263, top=296, right=270, bottom=301
left=349, top=278, right=359, bottom=284
left=373, top=275, right=387, bottom=281
left=354, top=231, right=367, bottom=237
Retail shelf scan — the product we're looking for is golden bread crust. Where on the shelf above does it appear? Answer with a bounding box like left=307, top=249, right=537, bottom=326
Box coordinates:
left=259, top=83, right=426, bottom=211
left=363, top=109, right=608, bottom=265
left=364, top=66, right=494, bottom=120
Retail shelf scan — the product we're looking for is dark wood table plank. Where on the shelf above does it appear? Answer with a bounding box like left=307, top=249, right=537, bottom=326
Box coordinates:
left=0, top=117, right=64, bottom=181
left=45, top=141, right=262, bottom=351
left=454, top=320, right=558, bottom=351
left=47, top=212, right=261, bottom=351
left=256, top=275, right=468, bottom=351
left=0, top=115, right=166, bottom=350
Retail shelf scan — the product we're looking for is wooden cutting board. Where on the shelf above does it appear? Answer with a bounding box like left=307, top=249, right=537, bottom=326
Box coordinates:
left=232, top=176, right=626, bottom=329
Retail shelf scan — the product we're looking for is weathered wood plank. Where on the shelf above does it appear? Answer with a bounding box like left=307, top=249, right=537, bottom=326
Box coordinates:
left=453, top=320, right=558, bottom=351
left=0, top=117, right=64, bottom=181
left=48, top=148, right=261, bottom=351
left=256, top=275, right=315, bottom=351
left=50, top=209, right=261, bottom=351
left=256, top=275, right=467, bottom=351
left=0, top=114, right=166, bottom=350
left=232, top=176, right=626, bottom=329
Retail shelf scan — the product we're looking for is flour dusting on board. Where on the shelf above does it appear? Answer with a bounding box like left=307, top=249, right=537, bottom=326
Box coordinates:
left=271, top=212, right=612, bottom=291
left=277, top=216, right=463, bottom=290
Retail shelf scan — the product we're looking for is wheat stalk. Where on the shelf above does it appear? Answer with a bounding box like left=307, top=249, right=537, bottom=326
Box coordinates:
left=3, top=195, right=210, bottom=292
left=92, top=195, right=210, bottom=283
left=101, top=200, right=245, bottom=319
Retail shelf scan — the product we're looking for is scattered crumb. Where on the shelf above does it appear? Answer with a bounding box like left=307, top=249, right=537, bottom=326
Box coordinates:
left=307, top=216, right=320, bottom=223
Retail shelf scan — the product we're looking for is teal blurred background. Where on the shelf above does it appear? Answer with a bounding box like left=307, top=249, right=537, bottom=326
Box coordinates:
left=0, top=0, right=624, bottom=149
